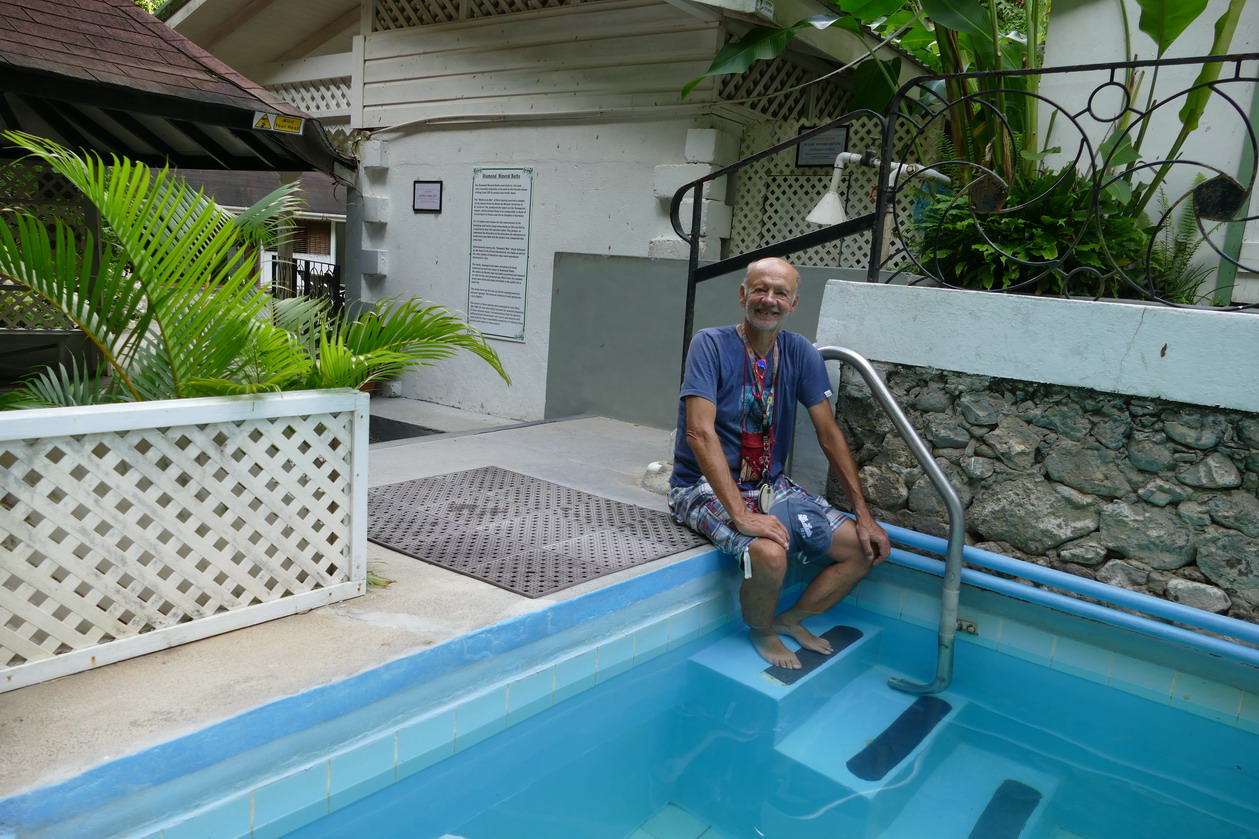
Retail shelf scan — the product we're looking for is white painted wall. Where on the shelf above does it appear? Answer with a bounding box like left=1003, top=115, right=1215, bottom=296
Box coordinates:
left=349, top=118, right=737, bottom=420
left=817, top=280, right=1259, bottom=413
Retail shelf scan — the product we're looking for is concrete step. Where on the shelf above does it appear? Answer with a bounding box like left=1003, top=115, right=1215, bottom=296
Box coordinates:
left=775, top=666, right=966, bottom=795
left=876, top=741, right=1058, bottom=839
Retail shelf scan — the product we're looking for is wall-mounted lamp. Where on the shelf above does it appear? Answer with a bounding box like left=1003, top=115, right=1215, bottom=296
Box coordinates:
left=806, top=150, right=952, bottom=226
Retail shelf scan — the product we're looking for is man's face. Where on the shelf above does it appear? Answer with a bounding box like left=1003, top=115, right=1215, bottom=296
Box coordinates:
left=740, top=267, right=799, bottom=334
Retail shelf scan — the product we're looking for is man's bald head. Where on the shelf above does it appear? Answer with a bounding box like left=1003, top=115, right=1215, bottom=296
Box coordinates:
left=743, top=258, right=800, bottom=296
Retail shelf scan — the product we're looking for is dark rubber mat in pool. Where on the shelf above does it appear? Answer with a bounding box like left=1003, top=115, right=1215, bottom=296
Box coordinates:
left=763, top=625, right=864, bottom=686
left=847, top=695, right=953, bottom=781
left=968, top=779, right=1042, bottom=839
left=367, top=466, right=706, bottom=597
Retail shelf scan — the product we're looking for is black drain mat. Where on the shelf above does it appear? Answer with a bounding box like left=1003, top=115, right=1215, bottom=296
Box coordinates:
left=367, top=466, right=706, bottom=597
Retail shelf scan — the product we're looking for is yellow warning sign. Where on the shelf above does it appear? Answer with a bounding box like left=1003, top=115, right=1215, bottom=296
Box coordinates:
left=252, top=112, right=305, bottom=135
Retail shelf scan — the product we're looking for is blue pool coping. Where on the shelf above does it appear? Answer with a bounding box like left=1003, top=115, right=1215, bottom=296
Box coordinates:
left=5, top=540, right=1259, bottom=838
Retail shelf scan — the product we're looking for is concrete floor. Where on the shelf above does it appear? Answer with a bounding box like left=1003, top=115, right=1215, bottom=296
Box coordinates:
left=0, top=401, right=688, bottom=801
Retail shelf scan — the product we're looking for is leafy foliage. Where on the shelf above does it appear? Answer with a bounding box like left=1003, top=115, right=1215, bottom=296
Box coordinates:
left=0, top=133, right=509, bottom=409
left=911, top=167, right=1155, bottom=298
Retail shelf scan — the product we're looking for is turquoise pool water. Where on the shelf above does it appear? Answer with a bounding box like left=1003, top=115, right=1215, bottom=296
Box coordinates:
left=5, top=551, right=1257, bottom=839
left=284, top=599, right=1259, bottom=839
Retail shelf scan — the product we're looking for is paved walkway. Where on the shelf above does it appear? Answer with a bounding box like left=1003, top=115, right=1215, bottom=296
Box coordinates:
left=0, top=403, right=694, bottom=800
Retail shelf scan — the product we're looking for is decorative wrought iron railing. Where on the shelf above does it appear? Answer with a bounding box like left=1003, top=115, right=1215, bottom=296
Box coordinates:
left=271, top=257, right=345, bottom=312
left=672, top=53, right=1259, bottom=361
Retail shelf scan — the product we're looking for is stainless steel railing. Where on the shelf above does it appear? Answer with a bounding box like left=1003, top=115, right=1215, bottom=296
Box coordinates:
left=819, top=346, right=966, bottom=694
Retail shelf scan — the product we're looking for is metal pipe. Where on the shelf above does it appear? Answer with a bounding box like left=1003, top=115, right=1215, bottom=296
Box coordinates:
left=882, top=523, right=1259, bottom=648
left=887, top=545, right=1259, bottom=670
left=818, top=346, right=965, bottom=694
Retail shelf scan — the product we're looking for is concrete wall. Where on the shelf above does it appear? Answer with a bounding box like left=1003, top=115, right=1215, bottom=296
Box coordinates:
left=818, top=281, right=1259, bottom=413
left=545, top=255, right=865, bottom=430
left=816, top=281, right=1259, bottom=620
left=345, top=119, right=741, bottom=421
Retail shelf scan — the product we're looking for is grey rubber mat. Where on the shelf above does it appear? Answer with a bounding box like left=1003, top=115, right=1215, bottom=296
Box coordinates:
left=367, top=466, right=706, bottom=597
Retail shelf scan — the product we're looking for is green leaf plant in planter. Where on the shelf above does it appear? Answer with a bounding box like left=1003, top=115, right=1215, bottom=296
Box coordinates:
left=0, top=132, right=508, bottom=409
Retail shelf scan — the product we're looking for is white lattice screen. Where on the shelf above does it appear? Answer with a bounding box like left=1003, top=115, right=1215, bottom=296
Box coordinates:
left=268, top=77, right=352, bottom=117
left=0, top=391, right=368, bottom=692
left=728, top=116, right=923, bottom=271
left=374, top=0, right=613, bottom=28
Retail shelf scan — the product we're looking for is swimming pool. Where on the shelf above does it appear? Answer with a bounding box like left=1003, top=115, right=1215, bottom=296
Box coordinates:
left=283, top=585, right=1259, bottom=839
left=4, top=544, right=1257, bottom=839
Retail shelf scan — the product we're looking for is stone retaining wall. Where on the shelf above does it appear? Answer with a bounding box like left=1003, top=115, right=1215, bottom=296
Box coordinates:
left=828, top=364, right=1259, bottom=623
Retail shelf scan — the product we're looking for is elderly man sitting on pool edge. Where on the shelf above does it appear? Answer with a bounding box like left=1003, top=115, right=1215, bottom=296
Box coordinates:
left=668, top=257, right=891, bottom=670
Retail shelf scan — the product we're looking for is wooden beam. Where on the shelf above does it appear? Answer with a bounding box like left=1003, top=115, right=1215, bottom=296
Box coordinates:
left=274, top=6, right=360, bottom=63
left=202, top=0, right=283, bottom=50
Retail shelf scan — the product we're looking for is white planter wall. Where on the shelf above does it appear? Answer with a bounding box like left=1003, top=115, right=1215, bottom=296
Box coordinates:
left=817, top=281, right=1259, bottom=413
left=0, top=390, right=369, bottom=693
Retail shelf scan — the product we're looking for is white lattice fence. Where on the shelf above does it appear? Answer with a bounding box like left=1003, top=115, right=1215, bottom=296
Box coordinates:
left=0, top=390, right=368, bottom=693
left=729, top=116, right=923, bottom=271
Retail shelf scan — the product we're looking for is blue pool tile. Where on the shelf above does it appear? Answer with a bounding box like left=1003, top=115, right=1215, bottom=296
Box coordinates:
left=1110, top=654, right=1174, bottom=704
left=397, top=709, right=456, bottom=778
left=162, top=793, right=250, bottom=839
left=1172, top=672, right=1242, bottom=724
left=627, top=830, right=656, bottom=839
left=252, top=763, right=328, bottom=839
left=857, top=582, right=904, bottom=618
left=699, top=591, right=736, bottom=634
left=641, top=803, right=709, bottom=839
left=1051, top=636, right=1112, bottom=684
left=699, top=827, right=736, bottom=839
left=508, top=668, right=555, bottom=725
left=455, top=688, right=508, bottom=751
left=597, top=635, right=635, bottom=683
left=998, top=620, right=1054, bottom=665
left=899, top=589, right=939, bottom=630
left=1238, top=692, right=1259, bottom=735
left=329, top=735, right=395, bottom=810
left=555, top=649, right=597, bottom=703
left=667, top=605, right=703, bottom=649
left=633, top=619, right=671, bottom=664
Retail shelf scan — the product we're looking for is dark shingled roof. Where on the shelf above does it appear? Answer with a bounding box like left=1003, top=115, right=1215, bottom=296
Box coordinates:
left=0, top=0, right=355, bottom=175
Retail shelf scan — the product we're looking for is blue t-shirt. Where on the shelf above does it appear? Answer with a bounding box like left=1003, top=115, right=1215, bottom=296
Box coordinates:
left=670, top=326, right=833, bottom=489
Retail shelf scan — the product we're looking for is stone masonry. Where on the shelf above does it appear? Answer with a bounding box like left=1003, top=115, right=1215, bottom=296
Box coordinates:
left=827, top=364, right=1259, bottom=623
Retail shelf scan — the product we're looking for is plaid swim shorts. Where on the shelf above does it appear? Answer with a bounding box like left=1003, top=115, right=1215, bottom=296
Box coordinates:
left=667, top=473, right=852, bottom=560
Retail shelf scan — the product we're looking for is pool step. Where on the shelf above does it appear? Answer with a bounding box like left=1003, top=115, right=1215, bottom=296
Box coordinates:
left=875, top=742, right=1057, bottom=838
left=775, top=666, right=966, bottom=795
left=686, top=616, right=883, bottom=734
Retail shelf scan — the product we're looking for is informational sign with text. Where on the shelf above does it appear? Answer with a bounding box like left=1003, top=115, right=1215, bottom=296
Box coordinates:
left=468, top=168, right=532, bottom=341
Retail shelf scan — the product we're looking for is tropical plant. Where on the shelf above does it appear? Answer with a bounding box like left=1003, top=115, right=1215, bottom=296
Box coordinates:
left=0, top=132, right=508, bottom=409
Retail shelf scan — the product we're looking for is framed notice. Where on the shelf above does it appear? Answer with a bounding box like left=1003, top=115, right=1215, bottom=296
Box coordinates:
left=796, top=126, right=849, bottom=167
left=468, top=168, right=532, bottom=341
left=413, top=180, right=443, bottom=212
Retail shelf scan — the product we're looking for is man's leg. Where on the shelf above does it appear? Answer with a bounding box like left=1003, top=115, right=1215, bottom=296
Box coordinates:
left=772, top=519, right=872, bottom=656
left=740, top=537, right=803, bottom=669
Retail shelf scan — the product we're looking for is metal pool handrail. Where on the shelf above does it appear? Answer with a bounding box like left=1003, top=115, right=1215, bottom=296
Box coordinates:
left=818, top=346, right=965, bottom=695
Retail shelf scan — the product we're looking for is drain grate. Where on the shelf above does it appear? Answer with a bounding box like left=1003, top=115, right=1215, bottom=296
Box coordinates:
left=367, top=466, right=706, bottom=597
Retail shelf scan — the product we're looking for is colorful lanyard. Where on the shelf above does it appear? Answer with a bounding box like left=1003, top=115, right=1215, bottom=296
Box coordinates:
left=737, top=326, right=779, bottom=485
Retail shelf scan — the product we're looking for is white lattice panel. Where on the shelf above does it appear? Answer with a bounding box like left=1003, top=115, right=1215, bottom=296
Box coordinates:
left=729, top=116, right=921, bottom=271
left=0, top=391, right=368, bottom=691
left=374, top=0, right=612, bottom=28
left=268, top=78, right=352, bottom=117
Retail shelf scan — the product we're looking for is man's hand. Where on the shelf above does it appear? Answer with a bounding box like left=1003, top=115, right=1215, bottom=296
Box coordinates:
left=854, top=517, right=892, bottom=565
left=734, top=510, right=790, bottom=551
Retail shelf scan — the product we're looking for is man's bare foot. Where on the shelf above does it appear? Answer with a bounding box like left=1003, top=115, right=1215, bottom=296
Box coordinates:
left=772, top=610, right=832, bottom=656
left=749, top=626, right=800, bottom=669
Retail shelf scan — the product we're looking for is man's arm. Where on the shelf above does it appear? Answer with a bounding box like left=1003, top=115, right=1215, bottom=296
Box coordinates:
left=806, top=399, right=891, bottom=563
left=684, top=395, right=789, bottom=549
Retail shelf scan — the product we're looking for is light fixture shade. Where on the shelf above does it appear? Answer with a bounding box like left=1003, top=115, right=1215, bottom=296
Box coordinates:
left=806, top=190, right=847, bottom=226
